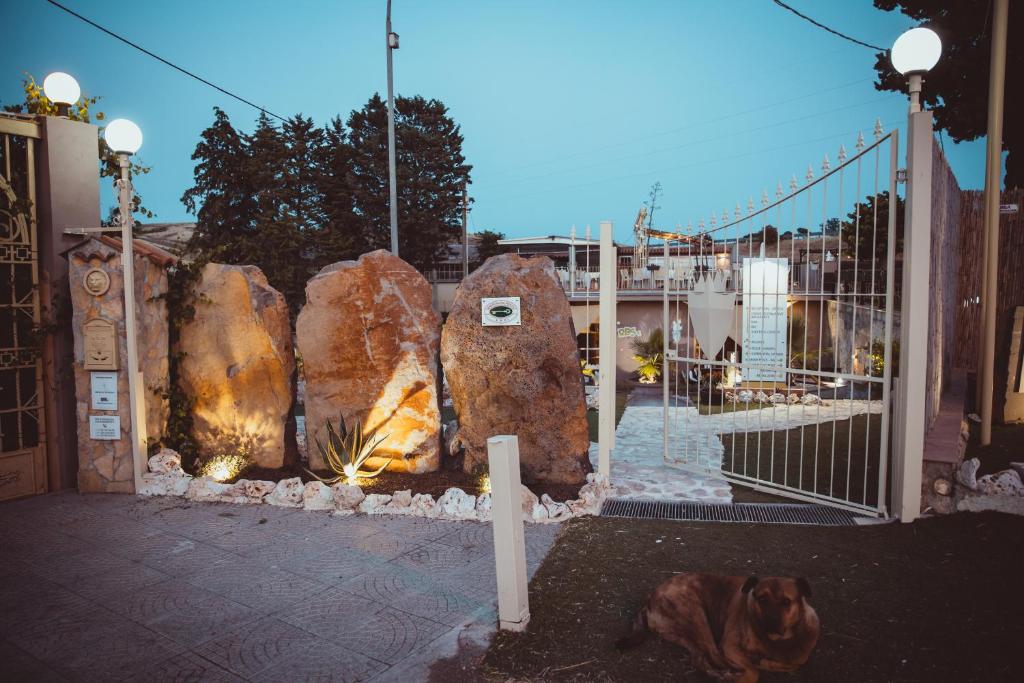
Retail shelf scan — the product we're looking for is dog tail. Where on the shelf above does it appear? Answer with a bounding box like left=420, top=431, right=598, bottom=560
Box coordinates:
left=615, top=607, right=649, bottom=651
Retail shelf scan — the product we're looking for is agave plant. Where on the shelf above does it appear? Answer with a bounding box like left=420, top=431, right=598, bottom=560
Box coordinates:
left=306, top=415, right=390, bottom=485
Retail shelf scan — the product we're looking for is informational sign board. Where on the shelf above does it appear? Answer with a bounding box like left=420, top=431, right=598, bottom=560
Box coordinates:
left=89, top=415, right=121, bottom=440
left=741, top=257, right=790, bottom=382
left=999, top=203, right=1019, bottom=214
left=481, top=297, right=522, bottom=326
left=90, top=372, right=118, bottom=411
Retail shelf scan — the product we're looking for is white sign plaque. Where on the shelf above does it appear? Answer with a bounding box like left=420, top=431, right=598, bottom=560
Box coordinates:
left=481, top=297, right=521, bottom=326
left=90, top=372, right=118, bottom=411
left=742, top=257, right=790, bottom=382
left=89, top=415, right=121, bottom=440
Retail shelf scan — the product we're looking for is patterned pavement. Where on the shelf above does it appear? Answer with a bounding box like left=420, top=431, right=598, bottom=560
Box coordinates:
left=0, top=492, right=560, bottom=682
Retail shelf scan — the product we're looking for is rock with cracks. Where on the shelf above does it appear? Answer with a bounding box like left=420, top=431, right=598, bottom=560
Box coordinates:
left=297, top=250, right=441, bottom=475
left=440, top=254, right=591, bottom=485
left=177, top=263, right=296, bottom=469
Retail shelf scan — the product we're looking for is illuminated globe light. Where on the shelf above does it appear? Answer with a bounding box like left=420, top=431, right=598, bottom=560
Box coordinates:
left=104, top=118, right=143, bottom=155
left=891, top=27, right=942, bottom=75
left=42, top=72, right=81, bottom=105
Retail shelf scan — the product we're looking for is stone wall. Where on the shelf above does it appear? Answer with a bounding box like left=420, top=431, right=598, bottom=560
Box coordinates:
left=68, top=237, right=172, bottom=493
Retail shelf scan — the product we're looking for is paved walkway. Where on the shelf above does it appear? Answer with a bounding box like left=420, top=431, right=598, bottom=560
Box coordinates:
left=0, top=492, right=559, bottom=682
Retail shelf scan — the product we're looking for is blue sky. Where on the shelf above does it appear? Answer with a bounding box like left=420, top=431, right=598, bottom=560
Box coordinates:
left=2, top=1, right=987, bottom=243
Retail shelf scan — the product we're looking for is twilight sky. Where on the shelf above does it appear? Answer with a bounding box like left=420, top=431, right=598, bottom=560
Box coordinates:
left=2, top=1, right=988, bottom=243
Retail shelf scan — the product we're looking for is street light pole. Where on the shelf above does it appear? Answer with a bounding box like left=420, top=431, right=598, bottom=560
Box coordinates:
left=386, top=0, right=400, bottom=256
left=979, top=0, right=1009, bottom=445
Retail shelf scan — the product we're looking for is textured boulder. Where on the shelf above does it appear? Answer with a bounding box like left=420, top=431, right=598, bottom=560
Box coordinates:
left=297, top=250, right=441, bottom=474
left=440, top=255, right=591, bottom=485
left=266, top=477, right=304, bottom=507
left=178, top=263, right=296, bottom=468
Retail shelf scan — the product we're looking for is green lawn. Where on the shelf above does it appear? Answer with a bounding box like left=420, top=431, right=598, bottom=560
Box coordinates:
left=719, top=413, right=885, bottom=508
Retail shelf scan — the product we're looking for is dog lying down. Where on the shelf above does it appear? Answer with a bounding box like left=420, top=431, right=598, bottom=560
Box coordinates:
left=616, top=573, right=820, bottom=683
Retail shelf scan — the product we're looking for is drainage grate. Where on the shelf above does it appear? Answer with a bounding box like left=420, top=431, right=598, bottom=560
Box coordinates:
left=599, top=499, right=863, bottom=526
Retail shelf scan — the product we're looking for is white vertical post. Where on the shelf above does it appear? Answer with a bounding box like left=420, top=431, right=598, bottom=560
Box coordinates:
left=598, top=221, right=617, bottom=478
left=118, top=155, right=148, bottom=493
left=487, top=435, right=529, bottom=632
left=893, top=111, right=933, bottom=522
left=662, top=238, right=670, bottom=465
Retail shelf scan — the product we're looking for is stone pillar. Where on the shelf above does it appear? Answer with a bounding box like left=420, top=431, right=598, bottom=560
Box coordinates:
left=36, top=116, right=102, bottom=491
left=67, top=237, right=171, bottom=493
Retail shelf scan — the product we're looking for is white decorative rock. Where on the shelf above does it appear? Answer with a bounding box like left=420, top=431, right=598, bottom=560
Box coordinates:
left=521, top=484, right=540, bottom=517
left=755, top=391, right=769, bottom=404
left=977, top=469, right=1024, bottom=497
left=360, top=494, right=393, bottom=514
left=266, top=477, right=304, bottom=508
left=385, top=489, right=414, bottom=514
left=531, top=502, right=550, bottom=522
left=956, top=457, right=980, bottom=490
left=303, top=481, right=335, bottom=511
left=138, top=471, right=191, bottom=497
left=409, top=493, right=437, bottom=517
left=541, top=493, right=571, bottom=521
left=769, top=393, right=786, bottom=405
left=148, top=448, right=182, bottom=474
left=801, top=394, right=823, bottom=406
left=738, top=390, right=754, bottom=403
left=787, top=393, right=801, bottom=404
left=332, top=483, right=365, bottom=511
left=231, top=479, right=276, bottom=503
left=475, top=492, right=493, bottom=521
left=186, top=477, right=233, bottom=502
left=437, top=487, right=477, bottom=519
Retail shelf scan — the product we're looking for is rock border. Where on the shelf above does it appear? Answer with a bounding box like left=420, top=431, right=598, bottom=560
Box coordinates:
left=138, top=448, right=611, bottom=523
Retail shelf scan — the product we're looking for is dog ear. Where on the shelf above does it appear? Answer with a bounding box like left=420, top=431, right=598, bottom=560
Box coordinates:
left=796, top=577, right=812, bottom=598
left=741, top=576, right=759, bottom=594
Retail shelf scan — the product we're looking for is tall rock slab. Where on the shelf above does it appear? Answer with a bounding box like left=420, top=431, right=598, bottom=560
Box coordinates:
left=296, top=250, right=441, bottom=474
left=69, top=237, right=172, bottom=493
left=440, top=254, right=591, bottom=485
left=177, top=264, right=296, bottom=468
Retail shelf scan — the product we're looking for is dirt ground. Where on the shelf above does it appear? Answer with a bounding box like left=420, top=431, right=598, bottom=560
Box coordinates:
left=474, top=512, right=1023, bottom=682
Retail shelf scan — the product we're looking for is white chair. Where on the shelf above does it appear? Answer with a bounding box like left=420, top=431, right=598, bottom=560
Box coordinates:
left=632, top=269, right=647, bottom=290
left=619, top=268, right=630, bottom=288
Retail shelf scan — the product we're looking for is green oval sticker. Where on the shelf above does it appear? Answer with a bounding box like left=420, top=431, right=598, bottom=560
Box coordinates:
left=489, top=305, right=513, bottom=317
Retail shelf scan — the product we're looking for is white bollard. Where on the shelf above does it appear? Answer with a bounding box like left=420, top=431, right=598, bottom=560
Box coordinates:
left=487, top=435, right=530, bottom=632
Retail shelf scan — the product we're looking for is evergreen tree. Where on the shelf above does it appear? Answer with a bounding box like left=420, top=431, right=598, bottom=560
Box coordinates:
left=313, top=116, right=359, bottom=269
left=347, top=94, right=472, bottom=269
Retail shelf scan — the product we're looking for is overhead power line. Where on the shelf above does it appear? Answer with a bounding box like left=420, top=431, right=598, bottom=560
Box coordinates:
left=771, top=0, right=887, bottom=52
left=44, top=0, right=286, bottom=121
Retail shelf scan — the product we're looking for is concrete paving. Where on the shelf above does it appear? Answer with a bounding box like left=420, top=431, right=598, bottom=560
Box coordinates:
left=0, top=492, right=559, bottom=682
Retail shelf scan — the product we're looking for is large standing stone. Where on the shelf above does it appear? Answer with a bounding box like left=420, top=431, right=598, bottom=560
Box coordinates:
left=177, top=263, right=296, bottom=468
left=69, top=237, right=172, bottom=493
left=440, top=254, right=591, bottom=485
left=296, top=250, right=441, bottom=474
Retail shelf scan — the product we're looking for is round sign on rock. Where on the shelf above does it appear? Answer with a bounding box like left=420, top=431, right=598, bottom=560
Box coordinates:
left=83, top=268, right=110, bottom=296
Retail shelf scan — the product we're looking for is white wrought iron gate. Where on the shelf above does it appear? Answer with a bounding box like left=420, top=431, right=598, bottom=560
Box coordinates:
left=659, top=128, right=899, bottom=516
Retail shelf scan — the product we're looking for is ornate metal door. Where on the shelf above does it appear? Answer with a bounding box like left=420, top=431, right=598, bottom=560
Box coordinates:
left=0, top=118, right=47, bottom=500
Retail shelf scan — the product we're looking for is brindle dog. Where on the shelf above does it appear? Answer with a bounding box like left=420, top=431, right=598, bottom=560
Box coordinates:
left=616, top=573, right=820, bottom=682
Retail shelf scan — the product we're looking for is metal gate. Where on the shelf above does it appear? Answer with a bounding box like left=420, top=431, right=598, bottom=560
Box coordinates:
left=0, top=117, right=47, bottom=501
left=657, top=127, right=899, bottom=516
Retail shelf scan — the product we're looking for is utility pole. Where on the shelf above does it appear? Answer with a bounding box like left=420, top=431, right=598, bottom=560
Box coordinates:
left=386, top=0, right=400, bottom=256
left=462, top=184, right=469, bottom=279
left=979, top=0, right=1009, bottom=445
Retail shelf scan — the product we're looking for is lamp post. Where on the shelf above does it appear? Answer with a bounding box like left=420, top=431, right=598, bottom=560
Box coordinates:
left=103, top=118, right=148, bottom=492
left=891, top=27, right=941, bottom=522
left=42, top=72, right=80, bottom=117
left=386, top=0, right=400, bottom=256
left=890, top=27, right=942, bottom=113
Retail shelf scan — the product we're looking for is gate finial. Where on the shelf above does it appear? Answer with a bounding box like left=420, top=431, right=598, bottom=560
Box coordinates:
left=838, top=144, right=848, bottom=164
left=873, top=118, right=884, bottom=140
left=776, top=181, right=784, bottom=199
left=790, top=175, right=799, bottom=192
left=761, top=189, right=770, bottom=207
left=806, top=164, right=815, bottom=183
left=856, top=131, right=866, bottom=152
left=822, top=154, right=831, bottom=172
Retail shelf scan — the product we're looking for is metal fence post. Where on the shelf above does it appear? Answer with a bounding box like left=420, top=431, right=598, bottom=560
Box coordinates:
left=598, top=221, right=617, bottom=478
left=893, top=110, right=934, bottom=522
left=487, top=435, right=530, bottom=632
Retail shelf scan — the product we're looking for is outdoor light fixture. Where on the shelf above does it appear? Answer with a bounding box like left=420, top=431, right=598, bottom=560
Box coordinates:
left=890, top=27, right=942, bottom=113
left=42, top=72, right=80, bottom=116
left=104, top=118, right=144, bottom=155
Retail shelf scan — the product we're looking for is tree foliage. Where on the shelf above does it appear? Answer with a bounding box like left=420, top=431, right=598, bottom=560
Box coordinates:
left=182, top=94, right=471, bottom=316
left=473, top=229, right=506, bottom=268
left=839, top=191, right=905, bottom=263
left=871, top=0, right=1021, bottom=187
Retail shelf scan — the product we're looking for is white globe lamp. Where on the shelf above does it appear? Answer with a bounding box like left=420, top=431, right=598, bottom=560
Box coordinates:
left=891, top=27, right=942, bottom=113
left=42, top=72, right=80, bottom=116
left=104, top=119, right=143, bottom=155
